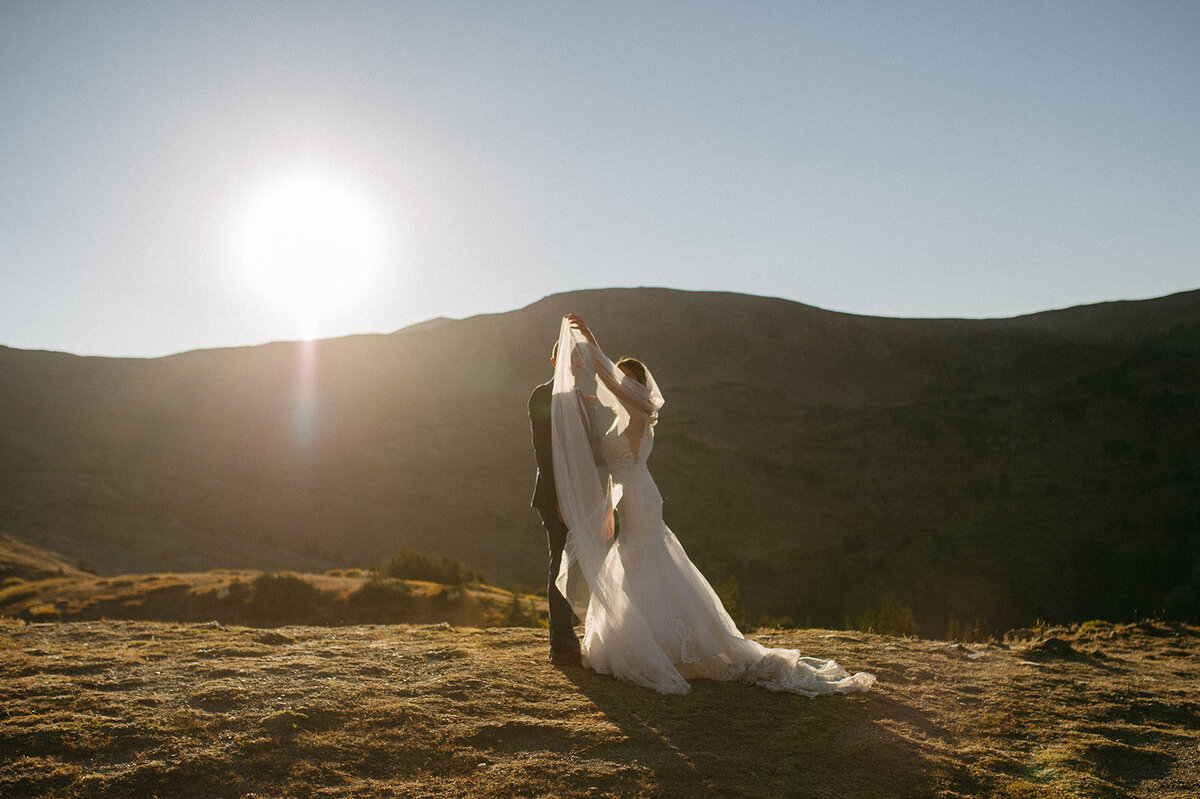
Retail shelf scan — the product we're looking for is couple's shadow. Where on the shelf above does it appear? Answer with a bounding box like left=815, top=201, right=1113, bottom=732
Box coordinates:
left=559, top=664, right=944, bottom=798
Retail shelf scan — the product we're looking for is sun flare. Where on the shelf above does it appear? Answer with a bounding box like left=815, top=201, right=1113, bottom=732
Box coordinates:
left=237, top=171, right=382, bottom=324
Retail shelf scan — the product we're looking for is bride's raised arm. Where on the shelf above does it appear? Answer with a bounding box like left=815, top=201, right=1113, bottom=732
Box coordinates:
left=563, top=314, right=661, bottom=421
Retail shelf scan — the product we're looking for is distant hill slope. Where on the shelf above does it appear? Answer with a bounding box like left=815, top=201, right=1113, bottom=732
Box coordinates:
left=0, top=567, right=544, bottom=629
left=0, top=534, right=87, bottom=581
left=2, top=287, right=1198, bottom=635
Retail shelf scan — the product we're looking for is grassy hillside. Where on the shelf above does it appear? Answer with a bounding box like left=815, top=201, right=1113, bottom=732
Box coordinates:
left=1, top=288, right=1198, bottom=636
left=0, top=536, right=543, bottom=629
left=0, top=534, right=87, bottom=581
left=1, top=618, right=1197, bottom=798
left=0, top=569, right=545, bottom=628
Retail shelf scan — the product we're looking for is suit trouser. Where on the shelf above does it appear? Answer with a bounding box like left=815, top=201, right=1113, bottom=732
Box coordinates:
left=537, top=506, right=580, bottom=653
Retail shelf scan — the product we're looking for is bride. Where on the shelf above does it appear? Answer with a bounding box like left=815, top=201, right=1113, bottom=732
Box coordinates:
left=551, top=314, right=875, bottom=696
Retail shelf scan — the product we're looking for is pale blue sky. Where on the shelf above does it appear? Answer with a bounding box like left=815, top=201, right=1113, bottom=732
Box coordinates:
left=2, top=2, right=1198, bottom=357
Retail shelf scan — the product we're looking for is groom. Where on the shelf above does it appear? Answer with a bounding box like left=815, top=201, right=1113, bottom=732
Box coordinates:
left=528, top=338, right=583, bottom=666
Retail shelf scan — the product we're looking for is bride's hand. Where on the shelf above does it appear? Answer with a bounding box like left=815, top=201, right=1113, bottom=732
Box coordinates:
left=564, top=314, right=598, bottom=346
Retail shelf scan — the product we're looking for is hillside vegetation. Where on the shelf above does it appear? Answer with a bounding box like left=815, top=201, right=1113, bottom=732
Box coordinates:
left=0, top=535, right=543, bottom=630
left=0, top=569, right=544, bottom=630
left=0, top=534, right=87, bottom=582
left=1, top=288, right=1197, bottom=636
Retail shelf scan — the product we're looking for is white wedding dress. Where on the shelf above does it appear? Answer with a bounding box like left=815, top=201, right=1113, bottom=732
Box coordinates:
left=551, top=318, right=876, bottom=696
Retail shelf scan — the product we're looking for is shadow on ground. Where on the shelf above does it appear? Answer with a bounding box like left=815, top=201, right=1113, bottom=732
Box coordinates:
left=561, top=665, right=944, bottom=798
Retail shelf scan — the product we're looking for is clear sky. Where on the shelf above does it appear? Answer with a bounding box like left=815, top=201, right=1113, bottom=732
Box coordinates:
left=2, top=2, right=1198, bottom=358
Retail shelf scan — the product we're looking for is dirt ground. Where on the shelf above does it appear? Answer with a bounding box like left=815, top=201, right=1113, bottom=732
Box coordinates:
left=1, top=618, right=1197, bottom=798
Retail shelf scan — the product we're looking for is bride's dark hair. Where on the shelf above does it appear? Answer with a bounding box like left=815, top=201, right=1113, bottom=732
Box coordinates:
left=616, top=357, right=648, bottom=386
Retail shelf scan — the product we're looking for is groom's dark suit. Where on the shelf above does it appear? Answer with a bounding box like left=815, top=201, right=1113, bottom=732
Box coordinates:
left=528, top=380, right=581, bottom=656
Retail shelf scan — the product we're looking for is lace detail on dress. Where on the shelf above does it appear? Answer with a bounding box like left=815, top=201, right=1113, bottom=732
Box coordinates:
left=600, top=421, right=639, bottom=474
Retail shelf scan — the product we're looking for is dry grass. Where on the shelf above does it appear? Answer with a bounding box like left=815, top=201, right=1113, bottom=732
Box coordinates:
left=0, top=535, right=87, bottom=583
left=1, top=619, right=1197, bottom=798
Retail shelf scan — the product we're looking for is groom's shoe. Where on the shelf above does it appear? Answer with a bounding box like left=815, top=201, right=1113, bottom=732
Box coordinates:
left=550, top=648, right=582, bottom=667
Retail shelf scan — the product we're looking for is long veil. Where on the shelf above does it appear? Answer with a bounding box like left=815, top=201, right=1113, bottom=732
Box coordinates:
left=549, top=318, right=687, bottom=693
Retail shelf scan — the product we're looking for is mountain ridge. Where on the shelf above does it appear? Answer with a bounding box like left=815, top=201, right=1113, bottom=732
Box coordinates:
left=10, top=286, right=1198, bottom=361
left=2, top=287, right=1197, bottom=636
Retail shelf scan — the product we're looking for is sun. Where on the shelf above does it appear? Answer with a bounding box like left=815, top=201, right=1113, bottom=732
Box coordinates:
left=237, top=171, right=382, bottom=326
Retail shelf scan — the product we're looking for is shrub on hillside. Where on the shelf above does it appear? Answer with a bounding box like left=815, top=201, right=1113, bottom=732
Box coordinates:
left=378, top=546, right=484, bottom=586
left=502, top=593, right=539, bottom=627
left=349, top=578, right=413, bottom=616
left=247, top=572, right=320, bottom=621
left=754, top=611, right=796, bottom=630
left=946, top=613, right=989, bottom=642
left=713, top=574, right=746, bottom=631
left=852, top=595, right=919, bottom=636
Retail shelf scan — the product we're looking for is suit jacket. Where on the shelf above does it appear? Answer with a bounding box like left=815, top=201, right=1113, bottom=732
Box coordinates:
left=529, top=379, right=620, bottom=535
left=529, top=381, right=557, bottom=510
